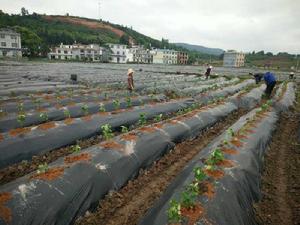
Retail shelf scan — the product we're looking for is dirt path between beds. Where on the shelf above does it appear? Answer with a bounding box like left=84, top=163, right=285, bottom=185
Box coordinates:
left=75, top=109, right=248, bottom=225
left=254, top=86, right=300, bottom=225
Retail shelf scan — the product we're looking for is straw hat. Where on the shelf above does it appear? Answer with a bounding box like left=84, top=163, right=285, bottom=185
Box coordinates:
left=127, top=68, right=134, bottom=75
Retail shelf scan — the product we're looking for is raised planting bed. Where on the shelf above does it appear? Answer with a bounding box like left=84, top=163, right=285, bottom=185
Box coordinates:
left=0, top=94, right=166, bottom=132
left=138, top=84, right=295, bottom=225
left=0, top=98, right=197, bottom=169
left=0, top=100, right=240, bottom=225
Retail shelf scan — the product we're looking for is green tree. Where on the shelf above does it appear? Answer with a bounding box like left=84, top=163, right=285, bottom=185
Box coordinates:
left=119, top=34, right=130, bottom=45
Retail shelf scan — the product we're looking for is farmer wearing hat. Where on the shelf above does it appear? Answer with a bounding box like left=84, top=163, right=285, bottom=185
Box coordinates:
left=127, top=68, right=134, bottom=93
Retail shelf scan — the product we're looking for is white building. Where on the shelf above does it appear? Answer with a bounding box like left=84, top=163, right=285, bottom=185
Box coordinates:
left=126, top=45, right=152, bottom=64
left=48, top=43, right=109, bottom=62
left=151, top=49, right=178, bottom=64
left=108, top=43, right=127, bottom=63
left=223, top=50, right=245, bottom=67
left=0, top=28, right=22, bottom=58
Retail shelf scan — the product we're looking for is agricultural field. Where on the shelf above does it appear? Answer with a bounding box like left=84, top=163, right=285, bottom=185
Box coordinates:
left=0, top=62, right=299, bottom=225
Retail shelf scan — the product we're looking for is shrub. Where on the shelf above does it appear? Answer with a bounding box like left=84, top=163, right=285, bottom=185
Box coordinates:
left=167, top=200, right=181, bottom=223
left=193, top=167, right=206, bottom=182
left=17, top=114, right=26, bottom=127
left=37, top=163, right=49, bottom=174
left=121, top=126, right=129, bottom=133
left=101, top=124, right=114, bottom=140
left=39, top=112, right=48, bottom=122
left=63, top=109, right=71, bottom=118
left=99, top=103, right=106, bottom=112
left=113, top=99, right=120, bottom=110
left=138, top=112, right=147, bottom=126
left=81, top=105, right=89, bottom=115
left=71, top=144, right=81, bottom=153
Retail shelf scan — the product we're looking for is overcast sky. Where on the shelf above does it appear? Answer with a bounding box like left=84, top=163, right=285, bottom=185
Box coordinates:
left=1, top=0, right=299, bottom=54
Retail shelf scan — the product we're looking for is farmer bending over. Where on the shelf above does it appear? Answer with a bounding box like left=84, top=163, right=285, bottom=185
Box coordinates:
left=249, top=72, right=264, bottom=84
left=263, top=71, right=276, bottom=98
left=127, top=68, right=134, bottom=93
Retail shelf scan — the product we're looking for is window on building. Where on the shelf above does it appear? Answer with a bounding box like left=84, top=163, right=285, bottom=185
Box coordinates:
left=1, top=42, right=6, bottom=47
left=64, top=51, right=67, bottom=54
left=11, top=43, right=18, bottom=48
left=11, top=35, right=16, bottom=40
left=58, top=50, right=61, bottom=53
left=117, top=51, right=120, bottom=55
left=2, top=51, right=7, bottom=56
left=0, top=34, right=5, bottom=39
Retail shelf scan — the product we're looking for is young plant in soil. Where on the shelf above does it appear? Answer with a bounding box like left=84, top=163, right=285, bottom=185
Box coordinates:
left=167, top=200, right=181, bottom=223
left=81, top=105, right=89, bottom=116
left=181, top=189, right=197, bottom=209
left=17, top=114, right=26, bottom=127
left=121, top=126, right=129, bottom=133
left=39, top=112, right=48, bottom=122
left=34, top=98, right=42, bottom=110
left=154, top=114, right=163, bottom=122
left=206, top=148, right=225, bottom=165
left=71, top=144, right=81, bottom=153
left=99, top=103, right=106, bottom=112
left=37, top=163, right=49, bottom=174
left=193, top=167, right=206, bottom=182
left=63, top=109, right=71, bottom=118
left=113, top=100, right=120, bottom=110
left=126, top=97, right=132, bottom=108
left=138, top=112, right=147, bottom=126
left=101, top=124, right=114, bottom=140
left=17, top=102, right=24, bottom=113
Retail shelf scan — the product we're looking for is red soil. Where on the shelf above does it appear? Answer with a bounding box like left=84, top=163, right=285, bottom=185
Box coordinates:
left=38, top=122, right=56, bottom=130
left=181, top=204, right=205, bottom=225
left=100, top=141, right=124, bottom=150
left=0, top=192, right=12, bottom=224
left=98, top=112, right=110, bottom=116
left=230, top=139, right=244, bottom=147
left=121, top=134, right=138, bottom=142
left=153, top=123, right=164, bottom=129
left=67, top=102, right=76, bottom=107
left=82, top=115, right=93, bottom=121
left=0, top=134, right=3, bottom=142
left=205, top=169, right=225, bottom=180
left=64, top=153, right=91, bottom=164
left=43, top=15, right=125, bottom=37
left=9, top=127, right=31, bottom=137
left=138, top=127, right=157, bottom=133
left=36, top=108, right=48, bottom=113
left=222, top=148, right=238, bottom=155
left=203, top=182, right=215, bottom=200
left=64, top=118, right=75, bottom=125
left=216, top=159, right=235, bottom=168
left=31, top=167, right=64, bottom=181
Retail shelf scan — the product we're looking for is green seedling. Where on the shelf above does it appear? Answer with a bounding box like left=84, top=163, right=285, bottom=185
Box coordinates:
left=17, top=102, right=24, bottom=113
left=138, top=112, right=147, bottom=126
left=81, top=104, right=89, bottom=115
left=227, top=128, right=235, bottom=137
left=187, top=182, right=200, bottom=195
left=104, top=92, right=108, bottom=100
left=176, top=109, right=184, bottom=116
left=71, top=144, right=81, bottom=153
left=101, top=124, right=114, bottom=140
left=63, top=109, right=71, bottom=118
left=34, top=98, right=42, bottom=109
left=113, top=99, right=120, bottom=110
left=193, top=167, right=206, bottom=182
left=99, top=103, right=106, bottom=112
left=167, top=200, right=181, bottom=223
left=207, top=148, right=225, bottom=165
left=17, top=114, right=26, bottom=127
left=126, top=97, right=132, bottom=108
left=39, top=112, right=48, bottom=122
left=121, top=126, right=129, bottom=133
left=37, top=163, right=49, bottom=174
left=154, top=114, right=163, bottom=122
left=181, top=189, right=197, bottom=209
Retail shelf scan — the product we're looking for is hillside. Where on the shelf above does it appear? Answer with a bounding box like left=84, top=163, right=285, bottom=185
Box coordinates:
left=0, top=11, right=220, bottom=63
left=174, top=43, right=224, bottom=56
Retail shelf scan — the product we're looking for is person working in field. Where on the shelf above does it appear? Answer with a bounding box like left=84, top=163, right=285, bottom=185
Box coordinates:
left=249, top=72, right=264, bottom=84
left=127, top=68, right=134, bottom=93
left=263, top=71, right=277, bottom=98
left=205, top=65, right=212, bottom=80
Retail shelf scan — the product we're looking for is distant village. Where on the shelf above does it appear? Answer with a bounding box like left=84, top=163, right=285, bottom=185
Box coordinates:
left=0, top=27, right=245, bottom=67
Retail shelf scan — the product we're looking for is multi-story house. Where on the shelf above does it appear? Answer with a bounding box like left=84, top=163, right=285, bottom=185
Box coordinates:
left=126, top=45, right=152, bottom=64
left=0, top=28, right=22, bottom=58
left=108, top=43, right=127, bottom=63
left=48, top=43, right=109, bottom=62
left=151, top=49, right=178, bottom=64
left=177, top=51, right=189, bottom=64
left=223, top=50, right=245, bottom=67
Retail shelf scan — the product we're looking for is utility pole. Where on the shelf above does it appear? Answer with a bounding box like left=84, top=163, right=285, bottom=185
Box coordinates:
left=98, top=0, right=101, bottom=21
